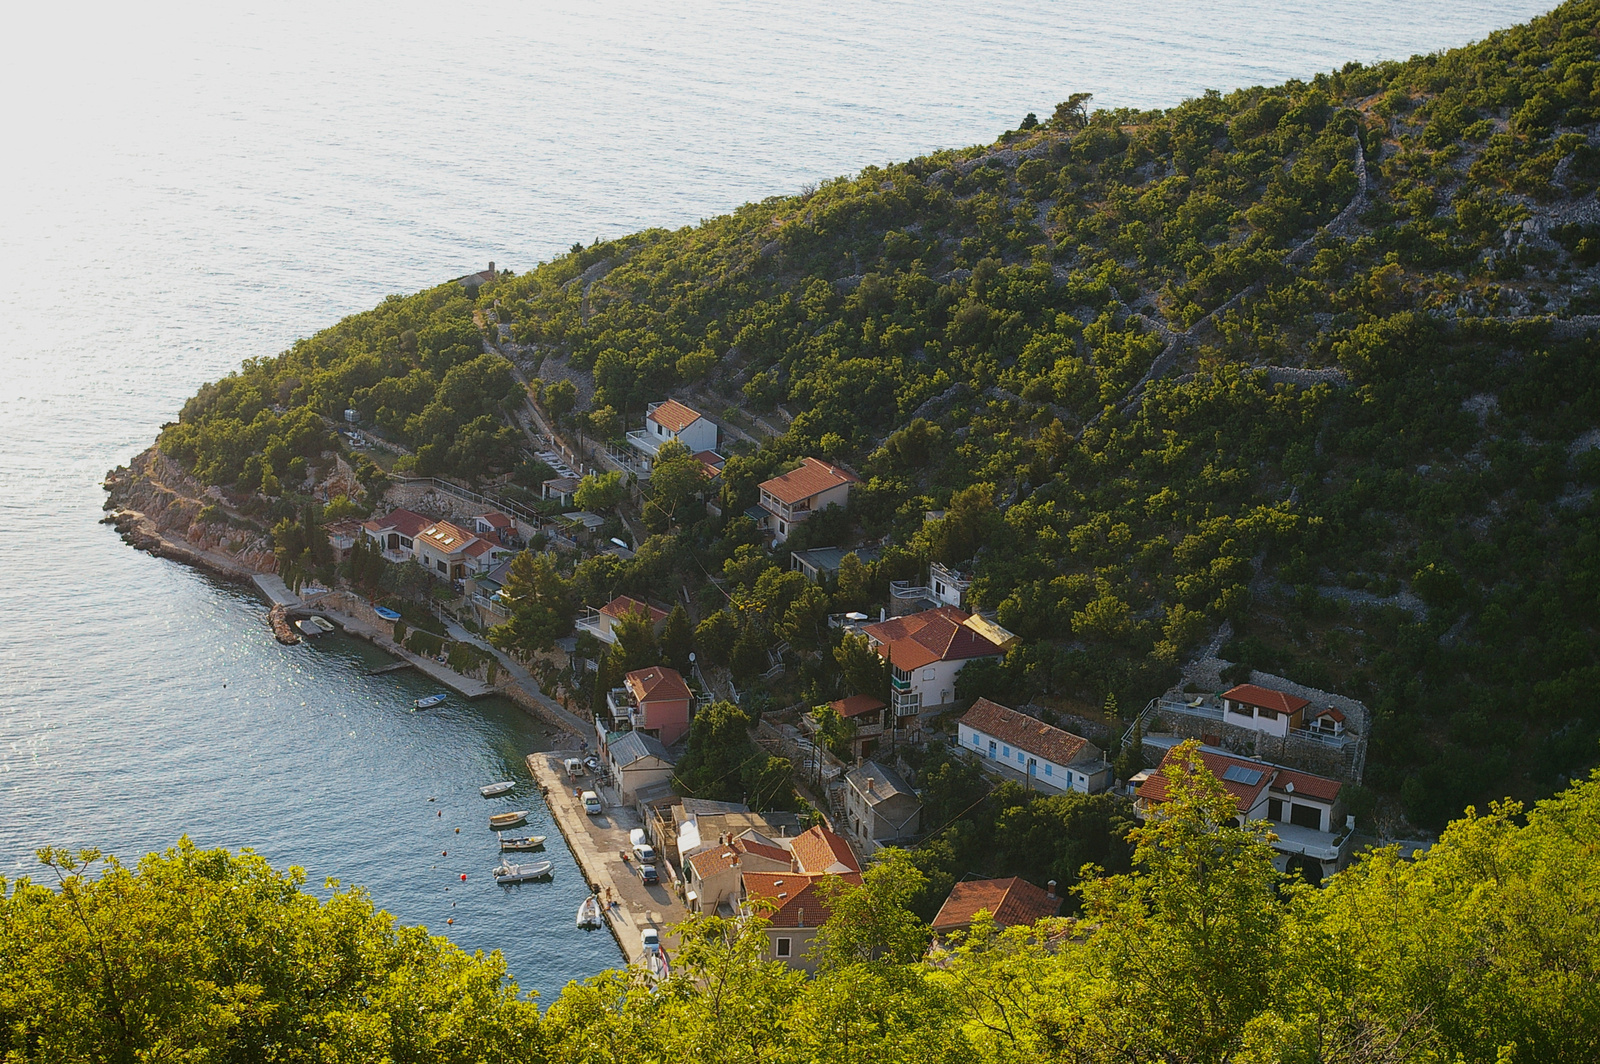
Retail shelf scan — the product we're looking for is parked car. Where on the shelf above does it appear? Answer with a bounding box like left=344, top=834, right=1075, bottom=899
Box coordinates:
left=641, top=927, right=660, bottom=954
left=628, top=828, right=656, bottom=864
left=639, top=862, right=659, bottom=885
left=581, top=790, right=602, bottom=815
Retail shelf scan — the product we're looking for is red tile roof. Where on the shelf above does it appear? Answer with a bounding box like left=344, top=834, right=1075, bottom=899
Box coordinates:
left=931, top=877, right=1061, bottom=933
left=1314, top=706, right=1347, bottom=723
left=687, top=835, right=791, bottom=881
left=742, top=871, right=860, bottom=928
left=789, top=825, right=860, bottom=874
left=626, top=666, right=692, bottom=704
left=464, top=538, right=498, bottom=557
left=959, top=698, right=1098, bottom=767
left=1136, top=747, right=1342, bottom=811
left=1223, top=683, right=1311, bottom=715
left=362, top=508, right=431, bottom=538
left=417, top=520, right=479, bottom=554
left=600, top=595, right=669, bottom=624
left=478, top=511, right=513, bottom=529
left=830, top=694, right=887, bottom=719
left=734, top=835, right=793, bottom=865
left=759, top=458, right=858, bottom=506
left=648, top=399, right=704, bottom=433
left=861, top=607, right=1006, bottom=671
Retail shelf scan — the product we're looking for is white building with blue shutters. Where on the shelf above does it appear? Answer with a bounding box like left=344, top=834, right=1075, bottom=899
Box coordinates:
left=957, top=698, right=1113, bottom=794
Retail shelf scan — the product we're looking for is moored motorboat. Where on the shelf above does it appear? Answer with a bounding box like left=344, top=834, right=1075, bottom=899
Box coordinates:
left=577, top=893, right=603, bottom=929
left=489, top=810, right=529, bottom=829
left=493, top=859, right=552, bottom=884
left=480, top=780, right=516, bottom=798
left=414, top=693, right=447, bottom=710
left=375, top=606, right=402, bottom=621
left=307, top=615, right=335, bottom=633
left=296, top=618, right=325, bottom=637
left=499, top=834, right=546, bottom=852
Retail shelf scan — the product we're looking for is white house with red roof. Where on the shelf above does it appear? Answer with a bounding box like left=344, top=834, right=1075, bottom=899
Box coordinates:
left=861, top=606, right=1015, bottom=718
left=361, top=508, right=431, bottom=562
left=958, top=698, right=1113, bottom=794
left=412, top=519, right=508, bottom=581
left=575, top=594, right=670, bottom=646
left=626, top=399, right=719, bottom=466
left=1221, top=683, right=1312, bottom=738
left=1135, top=743, right=1354, bottom=880
left=684, top=830, right=791, bottom=916
left=753, top=458, right=858, bottom=545
left=736, top=825, right=862, bottom=969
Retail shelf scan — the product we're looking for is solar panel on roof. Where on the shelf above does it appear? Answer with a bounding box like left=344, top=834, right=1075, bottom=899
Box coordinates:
left=1221, top=765, right=1264, bottom=785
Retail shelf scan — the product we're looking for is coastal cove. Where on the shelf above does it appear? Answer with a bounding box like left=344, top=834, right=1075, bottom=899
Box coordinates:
left=0, top=0, right=1558, bottom=1002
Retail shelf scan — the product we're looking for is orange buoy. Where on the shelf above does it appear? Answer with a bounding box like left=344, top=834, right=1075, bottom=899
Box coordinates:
left=447, top=917, right=454, bottom=925
left=460, top=873, right=467, bottom=881
left=454, top=827, right=460, bottom=833
left=441, top=851, right=447, bottom=857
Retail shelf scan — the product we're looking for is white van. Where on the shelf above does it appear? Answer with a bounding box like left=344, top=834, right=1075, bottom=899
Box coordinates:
left=581, top=790, right=603, bottom=815
left=628, top=828, right=656, bottom=864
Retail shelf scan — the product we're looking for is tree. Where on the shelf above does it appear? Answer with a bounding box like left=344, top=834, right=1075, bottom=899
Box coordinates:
left=487, top=550, right=576, bottom=656
left=645, top=440, right=706, bottom=530
left=834, top=632, right=888, bottom=703
left=675, top=700, right=759, bottom=802
left=809, top=703, right=857, bottom=760
left=834, top=551, right=872, bottom=613
left=0, top=841, right=540, bottom=1060
left=730, top=625, right=770, bottom=683
left=695, top=610, right=737, bottom=669
left=723, top=543, right=774, bottom=589
left=1050, top=92, right=1094, bottom=130
left=574, top=470, right=625, bottom=512
left=610, top=605, right=661, bottom=674
left=541, top=378, right=577, bottom=424
left=777, top=583, right=832, bottom=653
left=1114, top=720, right=1144, bottom=781
left=661, top=603, right=695, bottom=674
left=810, top=849, right=931, bottom=969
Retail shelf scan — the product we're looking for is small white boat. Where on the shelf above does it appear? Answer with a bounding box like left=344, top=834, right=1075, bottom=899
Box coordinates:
left=499, top=834, right=546, bottom=852
left=492, top=860, right=552, bottom=884
left=414, top=693, right=448, bottom=710
left=577, top=893, right=603, bottom=929
left=480, top=781, right=516, bottom=798
left=489, top=810, right=529, bottom=829
left=296, top=618, right=331, bottom=637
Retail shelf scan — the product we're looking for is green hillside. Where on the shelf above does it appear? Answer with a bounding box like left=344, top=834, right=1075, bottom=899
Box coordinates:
left=145, top=2, right=1600, bottom=827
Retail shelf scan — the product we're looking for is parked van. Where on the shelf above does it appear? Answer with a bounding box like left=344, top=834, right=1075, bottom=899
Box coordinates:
left=581, top=790, right=603, bottom=815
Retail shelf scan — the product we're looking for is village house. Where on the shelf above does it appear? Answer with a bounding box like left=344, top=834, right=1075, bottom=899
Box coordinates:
left=603, top=729, right=676, bottom=805
left=684, top=830, right=791, bottom=916
left=667, top=798, right=805, bottom=871
left=576, top=594, right=669, bottom=645
left=862, top=607, right=1015, bottom=719
left=412, top=519, right=506, bottom=581
left=753, top=458, right=858, bottom=545
left=789, top=545, right=882, bottom=584
left=826, top=694, right=889, bottom=760
left=1134, top=745, right=1355, bottom=881
left=957, top=698, right=1114, bottom=794
left=542, top=476, right=580, bottom=506
left=606, top=665, right=694, bottom=745
left=361, top=508, right=430, bottom=562
left=324, top=519, right=363, bottom=562
left=737, top=825, right=862, bottom=970
left=930, top=877, right=1062, bottom=938
left=471, top=510, right=516, bottom=542
left=626, top=399, right=720, bottom=470
left=1221, top=683, right=1311, bottom=738
left=842, top=760, right=922, bottom=851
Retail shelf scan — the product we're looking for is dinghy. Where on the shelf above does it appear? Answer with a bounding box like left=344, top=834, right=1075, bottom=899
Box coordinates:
left=374, top=606, right=402, bottom=622
left=296, top=619, right=324, bottom=637
left=480, top=780, right=516, bottom=798
left=414, top=693, right=447, bottom=710
left=492, top=859, right=552, bottom=884
left=488, top=810, right=529, bottom=829
left=499, top=834, right=546, bottom=852
left=577, top=893, right=603, bottom=929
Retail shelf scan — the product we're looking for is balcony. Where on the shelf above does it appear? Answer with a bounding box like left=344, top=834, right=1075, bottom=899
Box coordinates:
left=575, top=607, right=617, bottom=644
left=626, top=429, right=663, bottom=457
left=890, top=672, right=911, bottom=691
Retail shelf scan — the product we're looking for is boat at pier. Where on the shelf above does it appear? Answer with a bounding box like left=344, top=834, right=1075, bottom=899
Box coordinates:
left=480, top=780, right=516, bottom=797
left=492, top=859, right=552, bottom=884
left=489, top=810, right=529, bottom=829
left=577, top=893, right=603, bottom=929
left=499, top=834, right=546, bottom=852
left=414, top=693, right=447, bottom=710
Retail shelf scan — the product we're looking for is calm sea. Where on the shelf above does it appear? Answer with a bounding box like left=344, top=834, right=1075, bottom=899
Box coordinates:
left=0, top=0, right=1553, bottom=997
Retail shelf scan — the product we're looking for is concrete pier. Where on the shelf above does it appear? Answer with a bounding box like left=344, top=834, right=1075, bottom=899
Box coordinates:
left=528, top=753, right=687, bottom=969
left=251, top=574, right=301, bottom=607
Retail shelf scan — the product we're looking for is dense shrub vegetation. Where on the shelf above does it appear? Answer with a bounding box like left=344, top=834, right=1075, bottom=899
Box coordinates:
left=7, top=750, right=1600, bottom=1062
left=152, top=3, right=1600, bottom=825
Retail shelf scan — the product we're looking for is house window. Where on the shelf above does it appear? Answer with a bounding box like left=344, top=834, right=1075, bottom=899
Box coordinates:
left=988, top=740, right=997, bottom=758
left=1267, top=798, right=1284, bottom=821
left=1002, top=745, right=1010, bottom=757
left=775, top=937, right=792, bottom=958
left=436, top=560, right=447, bottom=574
left=1044, top=764, right=1052, bottom=776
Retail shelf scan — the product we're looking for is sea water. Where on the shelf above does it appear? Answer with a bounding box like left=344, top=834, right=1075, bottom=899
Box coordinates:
left=0, top=0, right=1554, bottom=996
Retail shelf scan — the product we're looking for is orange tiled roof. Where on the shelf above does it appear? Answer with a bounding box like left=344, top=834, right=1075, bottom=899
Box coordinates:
left=830, top=694, right=887, bottom=719
left=861, top=607, right=1005, bottom=671
left=742, top=871, right=860, bottom=928
left=417, top=520, right=480, bottom=554
left=759, top=458, right=858, bottom=506
left=1136, top=747, right=1342, bottom=809
left=789, top=825, right=860, bottom=874
left=362, top=508, right=430, bottom=538
left=626, top=666, right=692, bottom=704
left=931, top=877, right=1061, bottom=933
left=960, top=698, right=1097, bottom=767
left=1223, top=683, right=1311, bottom=715
left=648, top=399, right=704, bottom=433
left=600, top=595, right=669, bottom=624
left=478, top=511, right=513, bottom=529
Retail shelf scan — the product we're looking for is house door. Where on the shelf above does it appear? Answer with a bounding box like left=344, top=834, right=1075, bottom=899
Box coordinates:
left=988, top=740, right=997, bottom=759
left=1027, top=758, right=1037, bottom=777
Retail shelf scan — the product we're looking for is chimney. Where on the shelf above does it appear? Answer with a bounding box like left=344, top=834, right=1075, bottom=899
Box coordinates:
left=867, top=776, right=876, bottom=795
left=797, top=907, right=805, bottom=928
left=1047, top=880, right=1057, bottom=899
left=879, top=607, right=886, bottom=622
left=488, top=261, right=495, bottom=274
